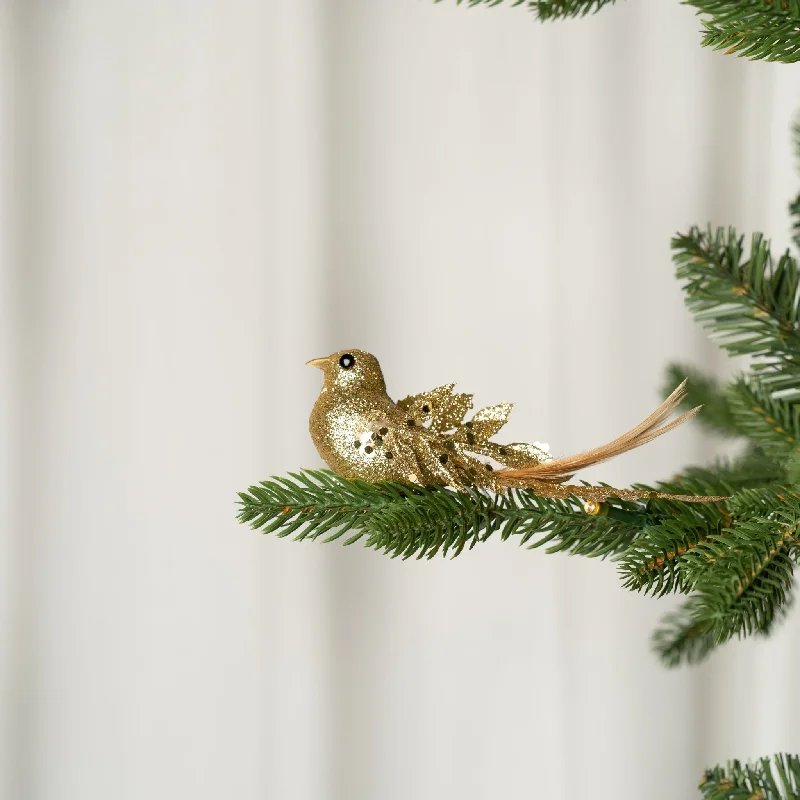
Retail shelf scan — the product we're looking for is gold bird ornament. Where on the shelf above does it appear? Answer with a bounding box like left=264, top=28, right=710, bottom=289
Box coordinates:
left=308, top=349, right=725, bottom=504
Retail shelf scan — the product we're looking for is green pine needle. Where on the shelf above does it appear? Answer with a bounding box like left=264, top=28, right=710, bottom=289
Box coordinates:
left=435, top=0, right=800, bottom=62
left=652, top=597, right=716, bottom=668
left=435, top=0, right=617, bottom=19
left=237, top=470, right=650, bottom=561
left=687, top=1, right=800, bottom=64
left=685, top=520, right=798, bottom=644
left=676, top=450, right=787, bottom=491
left=791, top=193, right=800, bottom=251
left=619, top=509, right=725, bottom=598
left=502, top=487, right=646, bottom=557
left=727, top=377, right=800, bottom=456
left=700, top=753, right=800, bottom=800
left=791, top=118, right=800, bottom=250
left=664, top=363, right=739, bottom=436
left=673, top=226, right=800, bottom=377
left=661, top=489, right=800, bottom=652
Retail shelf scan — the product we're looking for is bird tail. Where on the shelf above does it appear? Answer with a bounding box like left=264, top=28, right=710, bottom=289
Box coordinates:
left=496, top=380, right=726, bottom=503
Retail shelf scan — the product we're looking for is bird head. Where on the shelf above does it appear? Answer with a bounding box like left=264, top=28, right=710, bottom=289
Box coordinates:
left=307, top=349, right=387, bottom=395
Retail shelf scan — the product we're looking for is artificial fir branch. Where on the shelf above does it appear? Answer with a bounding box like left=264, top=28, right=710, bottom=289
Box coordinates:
left=727, top=377, right=800, bottom=455
left=356, top=485, right=504, bottom=559
left=687, top=1, right=800, bottom=64
left=664, top=363, right=738, bottom=436
left=647, top=489, right=800, bottom=666
left=699, top=753, right=800, bottom=800
left=673, top=226, right=800, bottom=374
left=651, top=597, right=716, bottom=668
left=437, top=0, right=800, bottom=63
left=684, top=510, right=799, bottom=643
left=618, top=511, right=724, bottom=597
left=237, top=470, right=651, bottom=560
left=791, top=193, right=800, bottom=251
left=239, top=452, right=791, bottom=660
left=436, top=0, right=617, bottom=19
left=676, top=450, right=788, bottom=492
left=792, top=121, right=800, bottom=250
left=618, top=457, right=787, bottom=598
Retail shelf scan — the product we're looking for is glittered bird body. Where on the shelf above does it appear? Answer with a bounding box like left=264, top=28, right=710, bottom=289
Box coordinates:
left=308, top=349, right=723, bottom=503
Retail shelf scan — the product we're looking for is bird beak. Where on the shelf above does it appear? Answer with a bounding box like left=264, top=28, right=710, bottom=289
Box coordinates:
left=306, top=358, right=328, bottom=370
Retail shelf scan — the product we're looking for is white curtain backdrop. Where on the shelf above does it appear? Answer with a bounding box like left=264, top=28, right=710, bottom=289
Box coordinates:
left=3, top=2, right=800, bottom=798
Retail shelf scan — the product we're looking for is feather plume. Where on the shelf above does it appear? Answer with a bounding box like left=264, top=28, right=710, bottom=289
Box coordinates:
left=497, top=380, right=701, bottom=485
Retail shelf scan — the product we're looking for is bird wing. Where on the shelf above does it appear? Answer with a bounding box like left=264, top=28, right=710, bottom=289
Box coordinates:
left=475, top=441, right=550, bottom=470
left=354, top=411, right=468, bottom=488
left=395, top=396, right=549, bottom=488
left=396, top=384, right=474, bottom=432
left=452, top=402, right=513, bottom=444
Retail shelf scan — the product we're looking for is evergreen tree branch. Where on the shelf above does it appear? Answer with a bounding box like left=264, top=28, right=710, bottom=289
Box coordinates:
left=237, top=469, right=651, bottom=560
left=673, top=226, right=800, bottom=376
left=676, top=490, right=800, bottom=646
left=664, top=363, right=739, bottom=436
left=357, top=486, right=505, bottom=559
left=699, top=753, right=800, bottom=800
left=652, top=596, right=716, bottom=668
left=791, top=121, right=800, bottom=250
left=500, top=488, right=644, bottom=557
left=435, top=0, right=617, bottom=19
left=676, top=449, right=788, bottom=491
left=619, top=510, right=725, bottom=597
left=790, top=193, right=800, bottom=251
left=687, top=1, right=800, bottom=64
left=727, top=377, right=800, bottom=455
left=620, top=451, right=789, bottom=599
left=644, top=486, right=799, bottom=666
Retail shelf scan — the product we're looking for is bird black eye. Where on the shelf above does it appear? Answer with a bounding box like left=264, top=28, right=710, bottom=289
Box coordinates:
left=339, top=353, right=355, bottom=369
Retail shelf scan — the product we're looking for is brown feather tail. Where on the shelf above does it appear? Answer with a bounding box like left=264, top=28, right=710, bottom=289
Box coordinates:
left=496, top=381, right=727, bottom=503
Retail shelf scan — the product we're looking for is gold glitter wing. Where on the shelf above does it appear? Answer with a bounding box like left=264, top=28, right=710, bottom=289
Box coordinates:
left=354, top=418, right=427, bottom=485
left=397, top=389, right=545, bottom=470
left=371, top=413, right=478, bottom=489
left=447, top=403, right=548, bottom=471
left=476, top=441, right=550, bottom=470
left=396, top=384, right=474, bottom=432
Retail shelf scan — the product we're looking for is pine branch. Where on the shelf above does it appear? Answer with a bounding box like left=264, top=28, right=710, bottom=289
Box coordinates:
left=239, top=458, right=794, bottom=667
left=727, top=377, right=800, bottom=455
left=791, top=193, right=800, bottom=251
left=435, top=0, right=617, bottom=19
left=687, top=1, right=800, bottom=64
left=621, top=448, right=790, bottom=600
left=664, top=363, right=738, bottom=436
left=648, top=489, right=799, bottom=664
left=358, top=485, right=505, bottom=559
left=529, top=0, right=616, bottom=18
left=677, top=449, right=787, bottom=490
left=236, top=470, right=399, bottom=543
left=700, top=753, right=800, bottom=800
left=645, top=486, right=799, bottom=665
left=619, top=507, right=725, bottom=597
left=237, top=469, right=650, bottom=560
left=501, top=488, right=644, bottom=557
left=792, top=121, right=800, bottom=250
left=683, top=513, right=798, bottom=643
left=652, top=596, right=716, bottom=668
left=673, top=227, right=800, bottom=378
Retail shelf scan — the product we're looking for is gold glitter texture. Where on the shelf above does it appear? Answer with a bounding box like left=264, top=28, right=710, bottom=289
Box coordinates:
left=307, top=350, right=726, bottom=503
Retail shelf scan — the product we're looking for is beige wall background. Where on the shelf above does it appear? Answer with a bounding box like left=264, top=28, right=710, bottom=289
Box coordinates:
left=2, top=1, right=800, bottom=798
